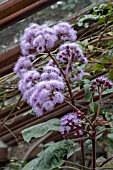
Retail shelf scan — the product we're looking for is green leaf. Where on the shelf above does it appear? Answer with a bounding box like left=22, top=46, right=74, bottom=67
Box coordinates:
left=107, top=133, right=113, bottom=140
left=102, top=88, right=113, bottom=95
left=93, top=64, right=105, bottom=72
left=88, top=45, right=94, bottom=52
left=67, top=143, right=81, bottom=159
left=108, top=41, right=113, bottom=48
left=96, top=156, right=106, bottom=163
left=22, top=140, right=74, bottom=170
left=108, top=69, right=113, bottom=79
left=21, top=118, right=60, bottom=142
left=103, top=161, right=113, bottom=168
left=84, top=83, right=92, bottom=101
left=81, top=39, right=89, bottom=47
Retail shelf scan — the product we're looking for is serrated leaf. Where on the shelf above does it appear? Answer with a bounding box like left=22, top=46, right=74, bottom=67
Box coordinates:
left=22, top=140, right=74, bottom=170
left=21, top=118, right=60, bottom=142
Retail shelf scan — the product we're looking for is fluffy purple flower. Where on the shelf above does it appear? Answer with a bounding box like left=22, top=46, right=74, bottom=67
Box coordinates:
left=44, top=66, right=60, bottom=74
left=56, top=43, right=87, bottom=82
left=60, top=113, right=82, bottom=137
left=49, top=80, right=65, bottom=90
left=41, top=73, right=49, bottom=81
left=33, top=106, right=43, bottom=117
left=53, top=22, right=77, bottom=42
left=24, top=70, right=40, bottom=82
left=26, top=54, right=36, bottom=61
left=42, top=100, right=55, bottom=111
left=14, top=57, right=32, bottom=78
left=53, top=91, right=64, bottom=104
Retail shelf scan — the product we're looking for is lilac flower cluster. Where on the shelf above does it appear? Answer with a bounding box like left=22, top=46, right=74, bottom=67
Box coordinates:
left=60, top=112, right=82, bottom=137
left=20, top=22, right=77, bottom=56
left=90, top=76, right=113, bottom=92
left=14, top=56, right=65, bottom=116
left=56, top=43, right=88, bottom=81
left=14, top=22, right=78, bottom=116
left=53, top=22, right=77, bottom=42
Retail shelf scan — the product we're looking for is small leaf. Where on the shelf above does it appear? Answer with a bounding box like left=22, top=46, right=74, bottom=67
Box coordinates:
left=93, top=64, right=105, bottom=72
left=96, top=156, right=106, bottom=163
left=21, top=118, right=60, bottom=142
left=108, top=41, right=113, bottom=48
left=88, top=45, right=93, bottom=52
left=81, top=39, right=88, bottom=47
left=84, top=84, right=92, bottom=101
left=108, top=133, right=113, bottom=140
left=108, top=70, right=113, bottom=79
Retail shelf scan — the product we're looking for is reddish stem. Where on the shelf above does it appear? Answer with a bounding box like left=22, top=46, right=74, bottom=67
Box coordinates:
left=96, top=91, right=102, bottom=117
left=46, top=48, right=74, bottom=105
left=65, top=99, right=93, bottom=127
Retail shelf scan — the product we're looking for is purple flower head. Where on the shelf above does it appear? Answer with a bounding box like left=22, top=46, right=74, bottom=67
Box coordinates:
left=33, top=105, right=43, bottom=117
left=57, top=43, right=87, bottom=82
left=49, top=80, right=65, bottom=90
left=90, top=76, right=113, bottom=92
left=38, top=89, right=50, bottom=100
left=41, top=72, right=49, bottom=81
left=44, top=66, right=60, bottom=74
left=26, top=54, right=36, bottom=61
left=14, top=57, right=32, bottom=78
left=58, top=43, right=85, bottom=63
left=33, top=35, right=45, bottom=48
left=29, top=23, right=40, bottom=30
left=53, top=22, right=77, bottom=42
left=42, top=100, right=55, bottom=111
left=53, top=91, right=64, bottom=104
left=43, top=27, right=58, bottom=48
left=24, top=70, right=40, bottom=82
left=20, top=40, right=32, bottom=55
left=60, top=112, right=82, bottom=137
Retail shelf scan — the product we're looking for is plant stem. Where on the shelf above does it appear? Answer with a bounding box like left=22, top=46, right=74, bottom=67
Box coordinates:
left=96, top=91, right=102, bottom=117
left=65, top=99, right=93, bottom=127
left=92, top=131, right=96, bottom=170
left=46, top=48, right=74, bottom=105
left=99, top=156, right=113, bottom=167
left=80, top=140, right=85, bottom=170
left=64, top=160, right=92, bottom=170
left=59, top=166, right=80, bottom=170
